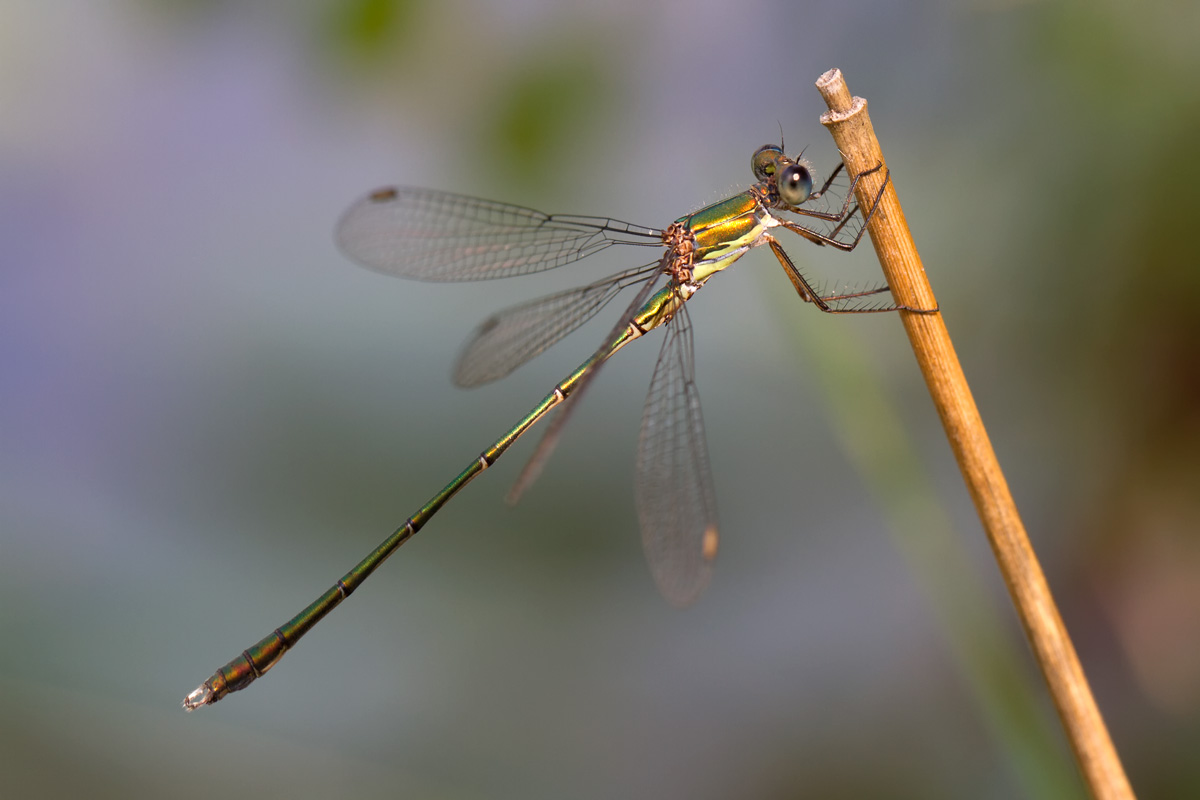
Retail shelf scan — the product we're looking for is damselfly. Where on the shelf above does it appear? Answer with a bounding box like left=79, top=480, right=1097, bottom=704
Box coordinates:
left=183, top=143, right=913, bottom=710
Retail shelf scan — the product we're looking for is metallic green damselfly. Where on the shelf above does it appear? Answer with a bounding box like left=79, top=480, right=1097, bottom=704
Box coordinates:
left=183, top=144, right=907, bottom=710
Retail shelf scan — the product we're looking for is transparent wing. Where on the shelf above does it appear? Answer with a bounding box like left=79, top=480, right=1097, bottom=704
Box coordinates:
left=454, top=262, right=660, bottom=388
left=336, top=187, right=663, bottom=282
left=505, top=266, right=671, bottom=505
left=634, top=302, right=719, bottom=607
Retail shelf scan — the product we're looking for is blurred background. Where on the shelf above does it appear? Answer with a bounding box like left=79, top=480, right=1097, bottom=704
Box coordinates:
left=2, top=0, right=1198, bottom=797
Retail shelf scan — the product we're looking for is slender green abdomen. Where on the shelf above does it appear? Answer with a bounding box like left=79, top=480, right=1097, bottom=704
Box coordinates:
left=182, top=290, right=683, bottom=709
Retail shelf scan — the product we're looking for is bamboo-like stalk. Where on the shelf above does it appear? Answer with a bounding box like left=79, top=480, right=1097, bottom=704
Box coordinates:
left=813, top=68, right=1134, bottom=800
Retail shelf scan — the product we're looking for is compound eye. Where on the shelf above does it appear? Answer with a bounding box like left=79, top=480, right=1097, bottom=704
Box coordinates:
left=751, top=144, right=784, bottom=181
left=778, top=163, right=813, bottom=206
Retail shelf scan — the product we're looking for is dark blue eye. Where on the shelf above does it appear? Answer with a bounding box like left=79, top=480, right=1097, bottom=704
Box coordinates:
left=778, top=164, right=812, bottom=206
left=751, top=144, right=784, bottom=181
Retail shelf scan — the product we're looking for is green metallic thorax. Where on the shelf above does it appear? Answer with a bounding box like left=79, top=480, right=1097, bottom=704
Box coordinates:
left=676, top=192, right=768, bottom=285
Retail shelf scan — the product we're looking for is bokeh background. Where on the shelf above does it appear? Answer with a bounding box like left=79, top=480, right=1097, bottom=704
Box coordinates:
left=3, top=1, right=1198, bottom=797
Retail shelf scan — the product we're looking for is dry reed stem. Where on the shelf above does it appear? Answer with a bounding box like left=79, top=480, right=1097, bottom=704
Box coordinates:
left=814, top=68, right=1134, bottom=800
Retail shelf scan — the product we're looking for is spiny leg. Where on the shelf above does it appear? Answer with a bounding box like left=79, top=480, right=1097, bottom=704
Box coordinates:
left=808, top=161, right=846, bottom=202
left=766, top=237, right=936, bottom=314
